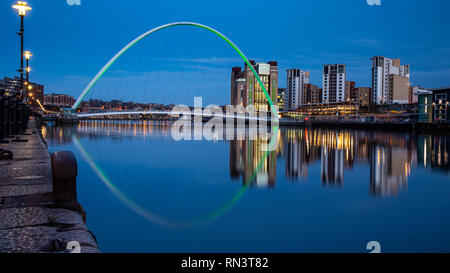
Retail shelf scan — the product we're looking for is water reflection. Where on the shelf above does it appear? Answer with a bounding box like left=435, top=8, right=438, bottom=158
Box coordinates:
left=42, top=120, right=449, bottom=198
left=277, top=128, right=448, bottom=196
left=230, top=139, right=277, bottom=187
left=41, top=120, right=450, bottom=252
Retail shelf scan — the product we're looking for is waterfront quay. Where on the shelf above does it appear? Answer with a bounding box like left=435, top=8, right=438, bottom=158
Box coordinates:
left=0, top=117, right=98, bottom=253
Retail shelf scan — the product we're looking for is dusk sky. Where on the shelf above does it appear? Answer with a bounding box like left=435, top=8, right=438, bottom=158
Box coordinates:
left=1, top=0, right=450, bottom=105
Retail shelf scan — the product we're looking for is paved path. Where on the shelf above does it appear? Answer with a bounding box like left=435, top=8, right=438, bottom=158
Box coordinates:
left=0, top=118, right=99, bottom=253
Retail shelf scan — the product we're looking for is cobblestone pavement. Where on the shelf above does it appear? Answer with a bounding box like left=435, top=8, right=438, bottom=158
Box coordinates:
left=0, top=118, right=99, bottom=253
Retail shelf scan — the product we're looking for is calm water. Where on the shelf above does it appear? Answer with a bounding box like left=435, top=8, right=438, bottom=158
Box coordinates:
left=41, top=121, right=450, bottom=253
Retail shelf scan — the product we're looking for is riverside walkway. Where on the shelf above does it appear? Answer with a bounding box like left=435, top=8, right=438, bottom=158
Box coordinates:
left=0, top=117, right=98, bottom=253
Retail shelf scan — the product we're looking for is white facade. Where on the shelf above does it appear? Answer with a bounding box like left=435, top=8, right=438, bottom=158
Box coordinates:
left=410, top=86, right=432, bottom=104
left=322, top=64, right=346, bottom=104
left=371, top=56, right=410, bottom=105
left=286, top=69, right=309, bottom=110
left=400, top=65, right=410, bottom=78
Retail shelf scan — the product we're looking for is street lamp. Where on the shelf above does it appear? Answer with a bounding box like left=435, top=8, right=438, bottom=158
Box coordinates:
left=27, top=85, right=33, bottom=105
left=12, top=1, right=32, bottom=99
left=24, top=50, right=32, bottom=100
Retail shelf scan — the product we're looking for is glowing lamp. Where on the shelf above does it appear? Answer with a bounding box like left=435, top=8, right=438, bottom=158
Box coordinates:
left=24, top=50, right=32, bottom=60
left=12, top=1, right=31, bottom=16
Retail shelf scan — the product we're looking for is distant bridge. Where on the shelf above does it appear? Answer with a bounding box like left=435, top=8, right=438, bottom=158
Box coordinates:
left=74, top=110, right=273, bottom=122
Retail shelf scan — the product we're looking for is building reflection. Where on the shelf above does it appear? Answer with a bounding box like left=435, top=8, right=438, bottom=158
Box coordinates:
left=230, top=128, right=448, bottom=196
left=285, top=129, right=307, bottom=180
left=41, top=121, right=449, bottom=197
left=229, top=139, right=277, bottom=188
left=281, top=129, right=355, bottom=186
left=370, top=145, right=410, bottom=196
left=417, top=134, right=449, bottom=172
left=41, top=124, right=77, bottom=144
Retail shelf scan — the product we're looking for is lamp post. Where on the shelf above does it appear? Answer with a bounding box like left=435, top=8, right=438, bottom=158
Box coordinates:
left=24, top=50, right=32, bottom=102
left=27, top=85, right=33, bottom=106
left=12, top=1, right=32, bottom=99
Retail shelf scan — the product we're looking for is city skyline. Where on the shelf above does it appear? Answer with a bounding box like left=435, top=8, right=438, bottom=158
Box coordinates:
left=1, top=0, right=450, bottom=105
left=2, top=0, right=450, bottom=256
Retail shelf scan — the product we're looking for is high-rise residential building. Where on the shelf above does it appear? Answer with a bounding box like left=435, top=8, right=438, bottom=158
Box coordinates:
left=345, top=81, right=355, bottom=102
left=231, top=60, right=278, bottom=112
left=286, top=69, right=310, bottom=110
left=277, top=88, right=286, bottom=112
left=302, top=83, right=322, bottom=105
left=371, top=56, right=410, bottom=105
left=322, top=64, right=346, bottom=104
left=389, top=74, right=410, bottom=104
left=355, top=87, right=371, bottom=106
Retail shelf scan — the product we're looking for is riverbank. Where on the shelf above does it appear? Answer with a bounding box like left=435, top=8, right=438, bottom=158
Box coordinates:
left=0, top=117, right=99, bottom=253
left=73, top=117, right=450, bottom=133
left=303, top=120, right=450, bottom=133
left=277, top=118, right=449, bottom=133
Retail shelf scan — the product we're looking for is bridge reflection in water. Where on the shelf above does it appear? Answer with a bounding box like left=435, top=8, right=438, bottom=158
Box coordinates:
left=42, top=120, right=449, bottom=198
left=40, top=120, right=450, bottom=252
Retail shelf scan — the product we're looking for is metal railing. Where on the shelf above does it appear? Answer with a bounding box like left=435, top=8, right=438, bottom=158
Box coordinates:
left=0, top=90, right=31, bottom=144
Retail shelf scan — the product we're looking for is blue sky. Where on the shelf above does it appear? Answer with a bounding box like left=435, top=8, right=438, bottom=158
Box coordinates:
left=1, top=0, right=450, bottom=105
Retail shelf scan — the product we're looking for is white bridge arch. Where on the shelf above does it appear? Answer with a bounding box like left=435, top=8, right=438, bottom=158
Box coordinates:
left=71, top=22, right=277, bottom=119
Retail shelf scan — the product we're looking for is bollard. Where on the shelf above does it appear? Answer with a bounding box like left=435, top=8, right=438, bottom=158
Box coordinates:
left=50, top=151, right=86, bottom=222
left=51, top=151, right=78, bottom=202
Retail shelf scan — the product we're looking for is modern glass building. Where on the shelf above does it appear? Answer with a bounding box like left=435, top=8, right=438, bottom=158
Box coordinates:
left=231, top=60, right=278, bottom=112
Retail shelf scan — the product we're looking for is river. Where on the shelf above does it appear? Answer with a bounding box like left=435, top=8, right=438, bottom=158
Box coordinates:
left=41, top=120, right=450, bottom=253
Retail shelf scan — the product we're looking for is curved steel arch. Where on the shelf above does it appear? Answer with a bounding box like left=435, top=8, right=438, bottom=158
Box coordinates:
left=69, top=23, right=280, bottom=228
left=72, top=21, right=277, bottom=119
